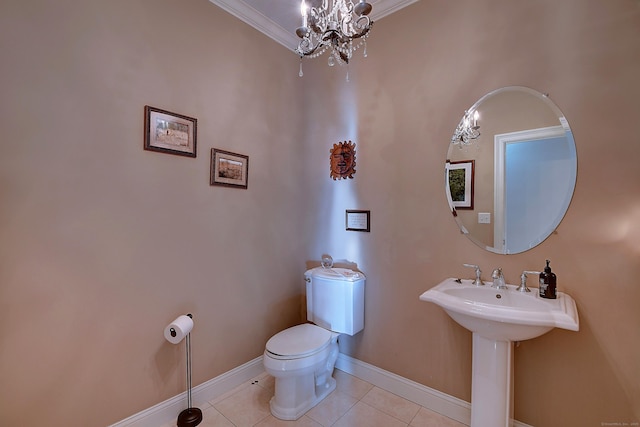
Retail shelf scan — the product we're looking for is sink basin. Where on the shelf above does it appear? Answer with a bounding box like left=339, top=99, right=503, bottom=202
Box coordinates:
left=419, top=278, right=579, bottom=341
left=420, top=277, right=579, bottom=426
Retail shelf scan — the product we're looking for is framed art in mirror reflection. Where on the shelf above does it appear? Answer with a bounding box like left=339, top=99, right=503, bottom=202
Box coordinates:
left=447, top=160, right=474, bottom=210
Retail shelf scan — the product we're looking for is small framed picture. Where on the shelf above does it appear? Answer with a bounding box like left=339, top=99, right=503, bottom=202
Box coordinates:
left=447, top=160, right=474, bottom=210
left=210, top=148, right=249, bottom=189
left=144, top=105, right=197, bottom=157
left=346, top=210, right=370, bottom=232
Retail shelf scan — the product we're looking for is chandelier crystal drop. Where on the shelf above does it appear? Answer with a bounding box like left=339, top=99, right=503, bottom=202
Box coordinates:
left=451, top=110, right=481, bottom=146
left=295, top=0, right=373, bottom=71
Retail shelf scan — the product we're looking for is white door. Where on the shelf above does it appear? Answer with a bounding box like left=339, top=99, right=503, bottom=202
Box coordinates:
left=494, top=126, right=575, bottom=253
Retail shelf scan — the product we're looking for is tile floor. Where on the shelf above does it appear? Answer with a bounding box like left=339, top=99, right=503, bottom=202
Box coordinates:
left=160, top=369, right=466, bottom=427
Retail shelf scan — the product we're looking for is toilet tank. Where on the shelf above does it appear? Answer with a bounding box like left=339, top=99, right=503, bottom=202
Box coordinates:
left=305, top=267, right=365, bottom=336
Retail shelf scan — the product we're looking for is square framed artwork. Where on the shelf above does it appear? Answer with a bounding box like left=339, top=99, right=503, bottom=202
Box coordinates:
left=144, top=105, right=197, bottom=157
left=447, top=160, right=475, bottom=210
left=210, top=148, right=249, bottom=189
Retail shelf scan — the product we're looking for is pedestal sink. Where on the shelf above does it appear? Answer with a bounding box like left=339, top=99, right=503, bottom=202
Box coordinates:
left=420, top=278, right=579, bottom=427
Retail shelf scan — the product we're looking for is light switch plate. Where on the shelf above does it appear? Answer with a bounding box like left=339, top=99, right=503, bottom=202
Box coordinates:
left=478, top=212, right=491, bottom=224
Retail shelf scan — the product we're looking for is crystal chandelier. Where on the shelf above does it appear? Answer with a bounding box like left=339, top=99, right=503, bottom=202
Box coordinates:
left=295, top=0, right=373, bottom=74
left=451, top=110, right=481, bottom=146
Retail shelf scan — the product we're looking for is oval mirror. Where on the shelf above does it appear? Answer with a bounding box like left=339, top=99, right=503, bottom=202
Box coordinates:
left=446, top=86, right=577, bottom=254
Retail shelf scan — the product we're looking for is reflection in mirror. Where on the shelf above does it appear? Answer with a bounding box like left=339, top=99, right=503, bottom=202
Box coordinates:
left=446, top=86, right=577, bottom=254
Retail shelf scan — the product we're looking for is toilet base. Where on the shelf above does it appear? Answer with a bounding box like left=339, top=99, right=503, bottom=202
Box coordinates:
left=269, top=376, right=336, bottom=420
left=264, top=329, right=341, bottom=421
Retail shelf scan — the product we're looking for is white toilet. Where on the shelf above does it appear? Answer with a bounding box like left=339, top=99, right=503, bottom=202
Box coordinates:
left=263, top=266, right=365, bottom=420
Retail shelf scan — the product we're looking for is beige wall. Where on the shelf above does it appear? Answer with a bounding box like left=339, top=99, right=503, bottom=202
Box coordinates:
left=1, top=0, right=639, bottom=426
left=0, top=0, right=306, bottom=425
left=302, top=1, right=640, bottom=426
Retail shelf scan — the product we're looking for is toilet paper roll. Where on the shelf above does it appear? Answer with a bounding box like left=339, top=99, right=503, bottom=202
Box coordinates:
left=164, top=314, right=194, bottom=344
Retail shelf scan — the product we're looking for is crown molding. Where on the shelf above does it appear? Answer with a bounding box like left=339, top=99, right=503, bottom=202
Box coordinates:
left=209, top=0, right=419, bottom=52
left=209, top=0, right=300, bottom=51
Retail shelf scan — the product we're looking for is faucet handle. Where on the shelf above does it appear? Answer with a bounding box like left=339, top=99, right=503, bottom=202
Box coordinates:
left=463, top=263, right=484, bottom=286
left=517, top=270, right=540, bottom=292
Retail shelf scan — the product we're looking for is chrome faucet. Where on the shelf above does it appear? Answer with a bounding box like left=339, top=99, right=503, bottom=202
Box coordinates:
left=463, top=263, right=484, bottom=286
left=517, top=270, right=540, bottom=292
left=491, top=267, right=508, bottom=290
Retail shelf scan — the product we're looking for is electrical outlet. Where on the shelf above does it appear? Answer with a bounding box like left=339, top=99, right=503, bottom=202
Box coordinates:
left=478, top=212, right=491, bottom=224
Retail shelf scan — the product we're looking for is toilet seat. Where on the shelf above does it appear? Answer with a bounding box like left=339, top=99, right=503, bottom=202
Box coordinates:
left=265, top=324, right=331, bottom=360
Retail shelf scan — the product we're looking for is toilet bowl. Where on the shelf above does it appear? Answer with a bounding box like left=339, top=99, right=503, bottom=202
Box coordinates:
left=263, top=323, right=340, bottom=420
left=262, top=266, right=366, bottom=420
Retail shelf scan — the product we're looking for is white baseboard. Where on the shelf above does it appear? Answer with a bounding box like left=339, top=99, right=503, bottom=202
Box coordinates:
left=108, top=357, right=264, bottom=427
left=335, top=353, right=532, bottom=427
left=335, top=353, right=472, bottom=425
left=110, top=353, right=532, bottom=427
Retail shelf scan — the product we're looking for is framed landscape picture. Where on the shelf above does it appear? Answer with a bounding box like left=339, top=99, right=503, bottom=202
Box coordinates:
left=447, top=160, right=474, bottom=209
left=210, top=148, right=249, bottom=189
left=144, top=106, right=197, bottom=157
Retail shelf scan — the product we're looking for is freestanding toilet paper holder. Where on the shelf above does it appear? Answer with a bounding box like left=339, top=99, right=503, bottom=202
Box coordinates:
left=170, top=313, right=202, bottom=427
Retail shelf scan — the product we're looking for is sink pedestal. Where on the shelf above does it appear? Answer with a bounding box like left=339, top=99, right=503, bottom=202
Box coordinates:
left=471, top=334, right=514, bottom=427
left=420, top=278, right=579, bottom=427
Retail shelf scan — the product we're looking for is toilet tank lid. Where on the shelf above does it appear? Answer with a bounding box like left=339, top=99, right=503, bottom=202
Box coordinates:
left=306, top=267, right=365, bottom=282
left=266, top=324, right=332, bottom=357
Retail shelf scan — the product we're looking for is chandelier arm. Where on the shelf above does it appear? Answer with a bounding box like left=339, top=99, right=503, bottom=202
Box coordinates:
left=296, top=36, right=327, bottom=57
left=297, top=45, right=322, bottom=57
left=308, top=6, right=326, bottom=32
left=353, top=15, right=371, bottom=31
left=349, top=26, right=371, bottom=40
left=330, top=1, right=344, bottom=20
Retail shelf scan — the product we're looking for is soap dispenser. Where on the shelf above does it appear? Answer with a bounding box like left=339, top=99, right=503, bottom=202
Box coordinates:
left=539, top=259, right=557, bottom=299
